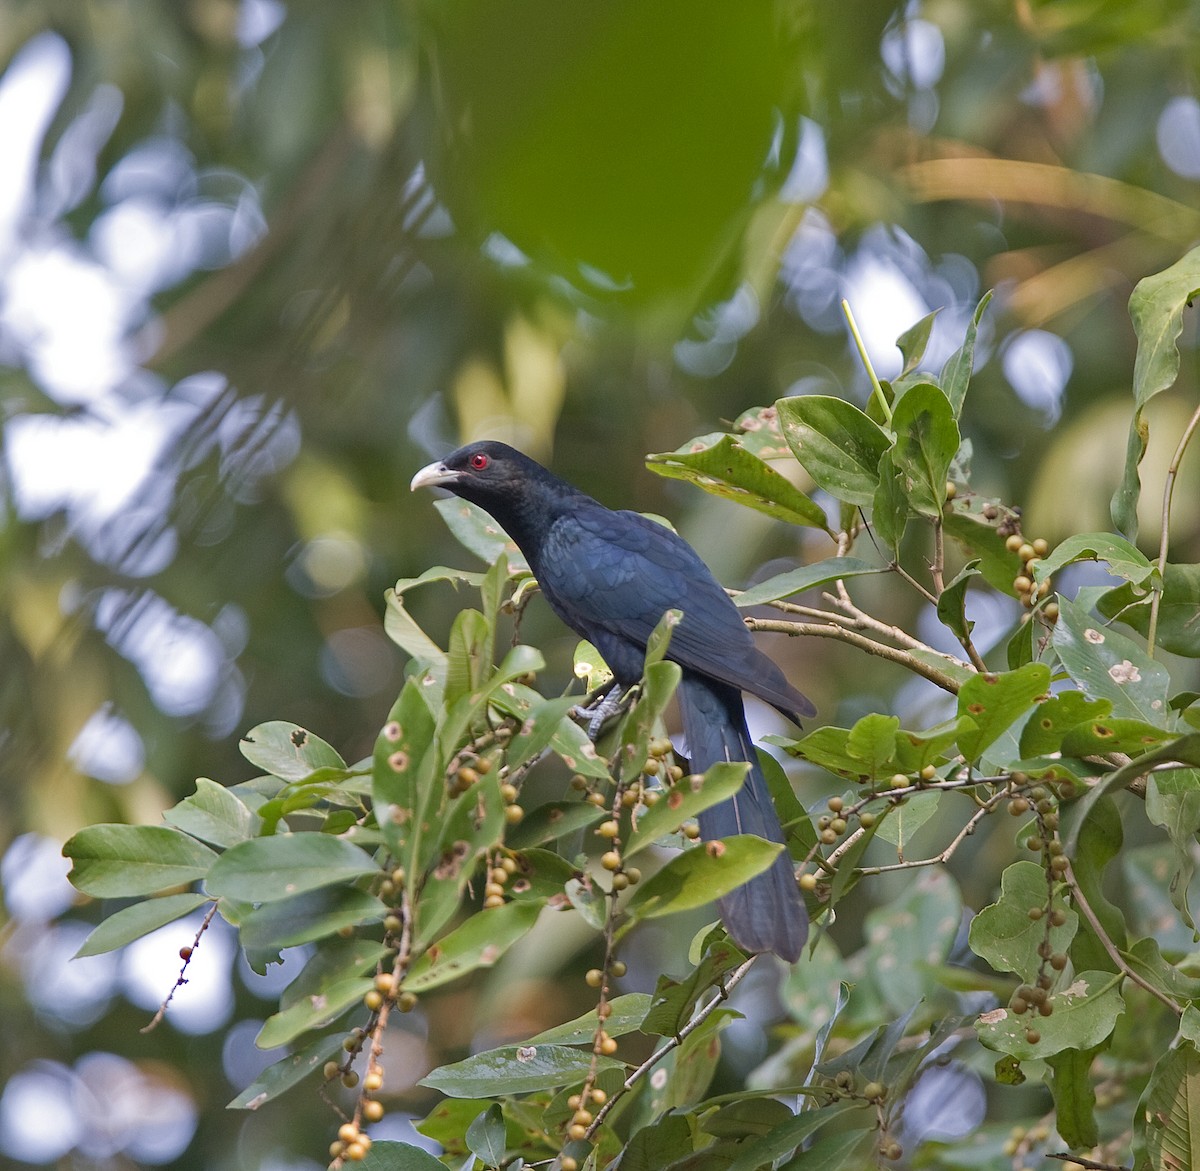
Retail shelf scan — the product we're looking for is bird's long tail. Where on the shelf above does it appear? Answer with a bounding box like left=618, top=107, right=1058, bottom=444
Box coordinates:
left=677, top=673, right=808, bottom=962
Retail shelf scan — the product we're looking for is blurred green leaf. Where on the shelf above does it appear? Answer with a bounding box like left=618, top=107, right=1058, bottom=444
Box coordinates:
left=642, top=939, right=746, bottom=1037
left=1034, top=532, right=1158, bottom=589
left=504, top=801, right=606, bottom=849
left=896, top=309, right=940, bottom=376
left=1113, top=243, right=1200, bottom=537
left=227, top=1032, right=346, bottom=1111
left=384, top=587, right=448, bottom=675
left=776, top=395, right=892, bottom=507
left=1046, top=1046, right=1100, bottom=1150
left=871, top=449, right=909, bottom=553
left=433, top=497, right=528, bottom=572
left=358, top=1143, right=447, bottom=1171
left=646, top=434, right=830, bottom=529
left=936, top=560, right=981, bottom=642
left=280, top=938, right=390, bottom=1009
left=64, top=825, right=217, bottom=897
left=528, top=994, right=652, bottom=1044
left=872, top=790, right=939, bottom=851
left=257, top=976, right=373, bottom=1049
left=74, top=892, right=212, bottom=958
left=1099, top=562, right=1200, bottom=656
left=466, top=1104, right=506, bottom=1167
left=239, top=888, right=386, bottom=953
left=941, top=290, right=992, bottom=417
left=1019, top=691, right=1112, bottom=756
left=1136, top=1039, right=1200, bottom=1171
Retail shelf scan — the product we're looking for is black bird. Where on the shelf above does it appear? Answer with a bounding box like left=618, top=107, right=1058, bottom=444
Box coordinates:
left=411, top=440, right=814, bottom=961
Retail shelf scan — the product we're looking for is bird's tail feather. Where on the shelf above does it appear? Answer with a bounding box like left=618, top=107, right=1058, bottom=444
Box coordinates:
left=678, top=675, right=808, bottom=962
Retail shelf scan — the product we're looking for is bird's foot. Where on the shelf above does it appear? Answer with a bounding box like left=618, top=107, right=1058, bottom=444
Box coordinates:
left=572, top=684, right=634, bottom=740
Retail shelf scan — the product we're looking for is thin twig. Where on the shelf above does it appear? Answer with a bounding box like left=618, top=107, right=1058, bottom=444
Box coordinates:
left=141, top=901, right=220, bottom=1032
left=842, top=300, right=892, bottom=425
left=1148, top=399, right=1200, bottom=656
left=585, top=957, right=757, bottom=1139
left=1063, top=858, right=1182, bottom=1015
left=857, top=799, right=998, bottom=874
left=823, top=589, right=950, bottom=656
left=744, top=617, right=965, bottom=695
left=1045, top=1154, right=1129, bottom=1171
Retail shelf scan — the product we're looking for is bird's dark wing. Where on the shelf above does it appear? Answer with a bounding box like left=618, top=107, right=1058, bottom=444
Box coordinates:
left=537, top=505, right=813, bottom=720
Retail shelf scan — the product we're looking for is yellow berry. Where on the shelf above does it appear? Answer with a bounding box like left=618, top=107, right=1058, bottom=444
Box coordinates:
left=397, top=991, right=418, bottom=1012
left=483, top=894, right=506, bottom=909
left=799, top=873, right=818, bottom=891
left=600, top=851, right=622, bottom=871
left=364, top=990, right=383, bottom=1011
left=485, top=882, right=506, bottom=899
left=598, top=1035, right=618, bottom=1056
left=597, top=820, right=620, bottom=839
left=342, top=1071, right=359, bottom=1088
left=339, top=1123, right=359, bottom=1144
left=562, top=1158, right=579, bottom=1171
left=374, top=972, right=394, bottom=995
left=345, top=1141, right=367, bottom=1161
left=609, top=960, right=627, bottom=977
left=500, top=783, right=519, bottom=803
left=585, top=969, right=604, bottom=988
left=567, top=1123, right=588, bottom=1141
left=363, top=1100, right=385, bottom=1123
left=504, top=804, right=525, bottom=825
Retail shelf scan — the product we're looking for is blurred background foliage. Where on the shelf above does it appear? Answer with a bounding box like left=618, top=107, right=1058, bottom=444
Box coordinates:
left=1, top=0, right=1199, bottom=1166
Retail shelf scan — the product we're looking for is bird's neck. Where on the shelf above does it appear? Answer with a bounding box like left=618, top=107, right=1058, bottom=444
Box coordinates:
left=465, top=476, right=589, bottom=567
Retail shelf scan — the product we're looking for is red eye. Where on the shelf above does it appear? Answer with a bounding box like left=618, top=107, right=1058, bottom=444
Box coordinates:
left=469, top=452, right=490, bottom=470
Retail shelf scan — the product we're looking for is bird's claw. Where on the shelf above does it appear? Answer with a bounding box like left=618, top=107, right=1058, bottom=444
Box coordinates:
left=572, top=684, right=632, bottom=740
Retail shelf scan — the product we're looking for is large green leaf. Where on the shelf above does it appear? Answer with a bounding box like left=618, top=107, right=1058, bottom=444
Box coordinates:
left=955, top=663, right=1050, bottom=762
left=239, top=721, right=347, bottom=783
left=256, top=976, right=374, bottom=1049
left=646, top=433, right=831, bottom=529
left=1019, top=691, right=1113, bottom=756
left=405, top=900, right=541, bottom=991
left=888, top=382, right=960, bottom=518
left=624, top=762, right=749, bottom=857
left=227, top=1032, right=346, bottom=1110
left=74, top=892, right=213, bottom=958
left=624, top=836, right=784, bottom=921
left=975, top=970, right=1124, bottom=1059
left=1136, top=1036, right=1200, bottom=1171
left=205, top=834, right=377, bottom=902
left=280, top=938, right=390, bottom=1009
left=163, top=778, right=261, bottom=848
left=420, top=1044, right=622, bottom=1098
left=359, top=1143, right=447, bottom=1171
left=237, top=887, right=386, bottom=952
left=527, top=994, right=653, bottom=1044
left=372, top=680, right=438, bottom=866
left=1047, top=1046, right=1101, bottom=1150
left=433, top=496, right=528, bottom=572
left=775, top=394, right=893, bottom=507
left=871, top=448, right=909, bottom=554
left=1099, top=562, right=1200, bottom=657
left=1113, top=244, right=1200, bottom=537
left=63, top=825, right=217, bottom=897
left=1052, top=595, right=1172, bottom=724
left=969, top=861, right=1077, bottom=983
left=1033, top=532, right=1158, bottom=591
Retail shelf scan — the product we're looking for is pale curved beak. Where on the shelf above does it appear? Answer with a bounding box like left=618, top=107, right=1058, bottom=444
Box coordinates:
left=410, top=460, right=459, bottom=491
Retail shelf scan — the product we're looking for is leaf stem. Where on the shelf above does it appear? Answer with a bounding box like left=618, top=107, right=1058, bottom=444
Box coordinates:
left=1147, top=399, right=1200, bottom=656
left=842, top=299, right=893, bottom=426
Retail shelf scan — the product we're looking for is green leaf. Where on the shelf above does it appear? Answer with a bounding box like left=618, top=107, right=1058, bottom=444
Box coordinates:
left=281, top=938, right=391, bottom=1009
left=1136, top=1038, right=1200, bottom=1171
left=642, top=940, right=746, bottom=1037
left=420, top=1043, right=623, bottom=1098
left=843, top=713, right=900, bottom=780
left=372, top=680, right=438, bottom=866
left=872, top=790, right=939, bottom=850
left=968, top=861, right=1078, bottom=984
left=444, top=608, right=493, bottom=708
left=733, top=557, right=886, bottom=607
left=573, top=638, right=614, bottom=690
left=256, top=975, right=374, bottom=1049
left=1019, top=691, right=1113, bottom=756
left=239, top=722, right=347, bottom=784
left=503, top=694, right=582, bottom=773
left=776, top=1128, right=881, bottom=1171
left=775, top=394, right=893, bottom=507
left=1066, top=795, right=1126, bottom=972
left=646, top=434, right=831, bottom=529
left=897, top=308, right=940, bottom=376
left=624, top=762, right=749, bottom=857
left=780, top=725, right=866, bottom=778
left=621, top=1112, right=692, bottom=1171
left=616, top=659, right=681, bottom=786
left=1125, top=844, right=1200, bottom=953
left=863, top=871, right=961, bottom=1012
left=936, top=560, right=981, bottom=642
left=1053, top=595, right=1172, bottom=724
left=239, top=888, right=386, bottom=953
left=1060, top=717, right=1176, bottom=758
left=955, top=663, right=1051, bottom=761
left=722, top=1100, right=869, bottom=1171
left=941, top=290, right=992, bottom=417
left=433, top=496, right=529, bottom=572
left=466, top=1104, right=506, bottom=1168
left=1034, top=532, right=1158, bottom=591
left=227, top=1032, right=346, bottom=1110
left=205, top=835, right=377, bottom=902
left=871, top=448, right=909, bottom=554
left=74, top=892, right=212, bottom=958
left=383, top=587, right=448, bottom=673
left=625, top=837, right=784, bottom=921
left=975, top=970, right=1123, bottom=1059
left=1046, top=1046, right=1101, bottom=1150
left=1099, top=562, right=1200, bottom=657
left=528, top=994, right=652, bottom=1045
left=1147, top=767, right=1200, bottom=934
left=1124, top=937, right=1200, bottom=1002
left=504, top=801, right=606, bottom=849
left=405, top=901, right=541, bottom=992
left=889, top=382, right=960, bottom=517
left=1113, top=244, right=1200, bottom=538
left=359, top=1142, right=448, bottom=1171
left=943, top=504, right=1024, bottom=594
left=163, top=778, right=261, bottom=849
left=63, top=825, right=218, bottom=897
